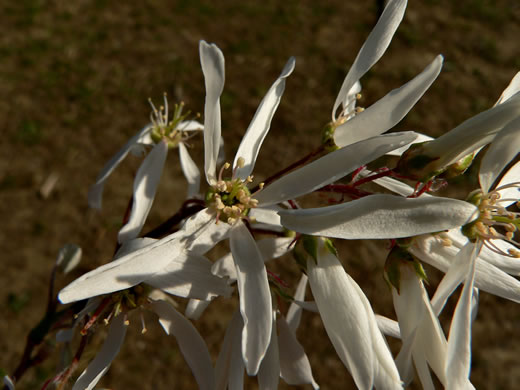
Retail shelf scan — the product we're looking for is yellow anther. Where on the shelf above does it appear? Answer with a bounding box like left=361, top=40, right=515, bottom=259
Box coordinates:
left=237, top=157, right=245, bottom=168
left=506, top=232, right=514, bottom=240
left=508, top=249, right=520, bottom=258
left=356, top=93, right=362, bottom=100
left=355, top=107, right=365, bottom=113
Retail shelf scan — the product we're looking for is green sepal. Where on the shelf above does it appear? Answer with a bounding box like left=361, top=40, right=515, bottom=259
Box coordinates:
left=321, top=122, right=339, bottom=152
left=384, top=246, right=416, bottom=294
left=323, top=238, right=338, bottom=257
left=302, top=235, right=319, bottom=262
left=440, top=153, right=475, bottom=179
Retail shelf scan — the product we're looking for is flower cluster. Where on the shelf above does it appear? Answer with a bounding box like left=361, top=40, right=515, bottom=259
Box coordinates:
left=6, top=0, right=520, bottom=389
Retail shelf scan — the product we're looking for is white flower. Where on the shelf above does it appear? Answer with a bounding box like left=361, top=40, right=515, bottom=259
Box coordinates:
left=397, top=71, right=520, bottom=180
left=88, top=94, right=203, bottom=243
left=328, top=0, right=443, bottom=150
left=71, top=298, right=215, bottom=390
left=307, top=238, right=402, bottom=389
left=60, top=39, right=421, bottom=375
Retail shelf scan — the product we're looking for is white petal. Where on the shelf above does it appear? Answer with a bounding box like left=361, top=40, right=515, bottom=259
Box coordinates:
left=230, top=222, right=273, bottom=375
left=200, top=40, right=225, bottom=184
left=233, top=57, right=295, bottom=180
left=495, top=71, right=520, bottom=105
left=445, top=243, right=481, bottom=390
left=307, top=245, right=375, bottom=390
left=333, top=0, right=407, bottom=119
left=178, top=119, right=204, bottom=131
left=255, top=132, right=417, bottom=207
left=430, top=242, right=477, bottom=315
left=351, top=274, right=403, bottom=390
left=286, top=274, right=308, bottom=332
left=88, top=125, right=152, bottom=209
left=3, top=376, right=15, bottom=390
left=118, top=141, right=168, bottom=243
left=146, top=251, right=232, bottom=299
left=258, top=312, right=280, bottom=390
left=279, top=194, right=478, bottom=239
left=179, top=142, right=201, bottom=198
left=376, top=315, right=401, bottom=339
left=335, top=55, right=443, bottom=147
left=277, top=315, right=319, bottom=389
left=151, top=299, right=215, bottom=390
left=59, top=210, right=227, bottom=303
left=393, top=266, right=447, bottom=385
left=249, top=206, right=284, bottom=232
left=185, top=299, right=211, bottom=320
left=479, top=116, right=520, bottom=192
left=72, top=314, right=127, bottom=390
left=386, top=132, right=434, bottom=156
left=215, top=310, right=244, bottom=390
left=411, top=233, right=520, bottom=304
left=424, top=92, right=520, bottom=169
left=212, top=237, right=294, bottom=282
left=496, top=160, right=520, bottom=206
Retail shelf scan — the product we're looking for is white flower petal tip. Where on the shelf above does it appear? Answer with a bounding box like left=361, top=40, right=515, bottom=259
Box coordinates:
left=333, top=0, right=408, bottom=120
left=179, top=142, right=201, bottom=198
left=151, top=300, right=216, bottom=390
left=233, top=56, right=295, bottom=180
left=279, top=195, right=478, bottom=240
left=58, top=210, right=227, bottom=304
left=200, top=40, right=225, bottom=185
left=3, top=375, right=15, bottom=390
left=87, top=125, right=152, bottom=210
left=334, top=55, right=443, bottom=147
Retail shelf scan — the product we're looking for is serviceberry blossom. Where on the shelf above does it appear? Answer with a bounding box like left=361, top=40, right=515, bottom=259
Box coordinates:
left=89, top=94, right=203, bottom=243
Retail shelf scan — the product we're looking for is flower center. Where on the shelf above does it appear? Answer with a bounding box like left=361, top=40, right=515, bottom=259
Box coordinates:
left=462, top=184, right=520, bottom=258
left=148, top=93, right=200, bottom=149
left=205, top=159, right=262, bottom=225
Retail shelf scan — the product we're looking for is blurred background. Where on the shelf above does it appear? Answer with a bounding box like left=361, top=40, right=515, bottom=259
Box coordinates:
left=1, top=0, right=520, bottom=388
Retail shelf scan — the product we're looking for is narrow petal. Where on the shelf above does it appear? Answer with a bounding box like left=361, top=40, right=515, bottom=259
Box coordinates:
left=72, top=314, right=127, bottom=390
left=386, top=132, right=434, bottom=156
left=286, top=274, right=308, bottom=332
left=479, top=116, right=520, bottom=192
left=146, top=251, right=232, bottom=299
left=279, top=194, right=478, bottom=239
left=423, top=93, right=520, bottom=169
left=496, top=160, right=520, bottom=206
left=429, top=242, right=477, bottom=316
left=178, top=119, right=204, bottom=131
left=151, top=299, right=215, bottom=390
left=215, top=310, right=244, bottom=390
left=3, top=376, right=15, bottom=390
left=59, top=209, right=228, bottom=303
left=445, top=243, right=481, bottom=390
left=88, top=125, right=152, bottom=209
left=278, top=315, right=319, bottom=389
left=230, top=222, right=273, bottom=375
left=179, top=142, right=201, bottom=198
left=255, top=132, right=417, bottom=207
left=233, top=57, right=296, bottom=180
left=333, top=0, right=407, bottom=119
left=411, top=233, right=520, bottom=304
left=495, top=71, right=520, bottom=105
left=249, top=206, right=284, bottom=232
left=212, top=237, right=294, bottom=282
left=258, top=312, right=280, bottom=390
left=185, top=299, right=211, bottom=320
left=376, top=315, right=401, bottom=339
left=307, top=244, right=375, bottom=390
left=335, top=55, right=442, bottom=147
left=118, top=141, right=168, bottom=243
left=200, top=40, right=225, bottom=184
